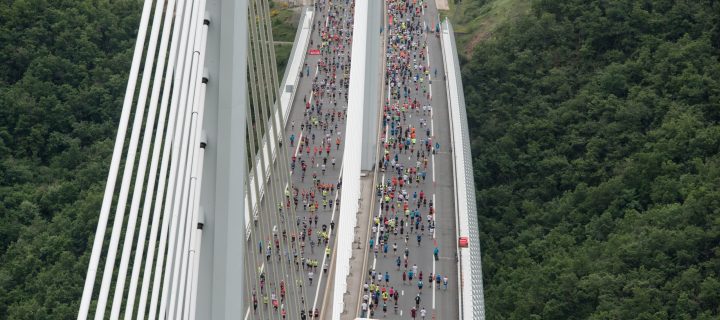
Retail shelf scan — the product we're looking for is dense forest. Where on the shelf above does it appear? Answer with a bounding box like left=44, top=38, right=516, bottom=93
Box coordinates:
left=461, top=0, right=720, bottom=319
left=0, top=0, right=141, bottom=318
left=0, top=0, right=298, bottom=318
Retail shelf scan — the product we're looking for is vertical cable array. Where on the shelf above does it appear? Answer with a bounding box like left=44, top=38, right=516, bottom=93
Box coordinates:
left=258, top=0, right=309, bottom=315
left=78, top=0, right=212, bottom=318
left=77, top=0, right=156, bottom=315
left=78, top=0, right=306, bottom=317
left=244, top=0, right=309, bottom=318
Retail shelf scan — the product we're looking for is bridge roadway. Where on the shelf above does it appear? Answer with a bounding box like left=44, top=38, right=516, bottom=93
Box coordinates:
left=244, top=0, right=355, bottom=318
left=244, top=0, right=461, bottom=318
left=355, top=0, right=460, bottom=318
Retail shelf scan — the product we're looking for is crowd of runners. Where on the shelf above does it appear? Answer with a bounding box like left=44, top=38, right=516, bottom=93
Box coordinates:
left=249, top=0, right=356, bottom=318
left=247, top=0, right=457, bottom=317
left=359, top=0, right=450, bottom=318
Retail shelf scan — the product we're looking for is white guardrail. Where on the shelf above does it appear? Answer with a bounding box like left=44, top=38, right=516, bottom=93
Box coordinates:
left=243, top=7, right=314, bottom=235
left=439, top=19, right=486, bottom=320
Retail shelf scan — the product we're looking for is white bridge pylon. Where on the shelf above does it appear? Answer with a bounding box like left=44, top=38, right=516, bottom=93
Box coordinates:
left=76, top=0, right=305, bottom=318
left=77, top=0, right=485, bottom=319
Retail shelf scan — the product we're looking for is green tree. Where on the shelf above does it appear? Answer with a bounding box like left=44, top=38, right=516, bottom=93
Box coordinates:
left=460, top=0, right=720, bottom=318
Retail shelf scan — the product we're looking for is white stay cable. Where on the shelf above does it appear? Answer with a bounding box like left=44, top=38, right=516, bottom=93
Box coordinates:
left=159, top=0, right=202, bottom=317
left=94, top=0, right=167, bottom=317
left=244, top=98, right=259, bottom=320
left=258, top=0, right=307, bottom=315
left=254, top=0, right=302, bottom=316
left=183, top=21, right=210, bottom=320
left=246, top=43, right=270, bottom=320
left=164, top=6, right=203, bottom=320
left=148, top=0, right=197, bottom=317
left=77, top=0, right=154, bottom=317
left=109, top=0, right=172, bottom=316
left=136, top=0, right=189, bottom=318
left=171, top=5, right=208, bottom=317
left=248, top=19, right=284, bottom=316
left=185, top=71, right=208, bottom=319
left=247, top=5, right=284, bottom=319
left=124, top=0, right=180, bottom=317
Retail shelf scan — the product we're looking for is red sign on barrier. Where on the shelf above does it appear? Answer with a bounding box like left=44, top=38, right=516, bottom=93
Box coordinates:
left=308, top=49, right=321, bottom=55
left=458, top=237, right=468, bottom=248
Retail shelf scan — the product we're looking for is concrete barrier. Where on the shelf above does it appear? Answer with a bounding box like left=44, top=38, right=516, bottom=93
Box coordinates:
left=439, top=18, right=486, bottom=320
left=330, top=0, right=383, bottom=316
left=330, top=0, right=368, bottom=317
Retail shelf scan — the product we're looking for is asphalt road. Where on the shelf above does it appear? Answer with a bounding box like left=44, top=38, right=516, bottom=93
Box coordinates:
left=357, top=0, right=460, bottom=319
left=244, top=0, right=356, bottom=319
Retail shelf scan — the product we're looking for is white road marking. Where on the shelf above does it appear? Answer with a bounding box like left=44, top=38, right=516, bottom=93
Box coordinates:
left=244, top=261, right=267, bottom=319
left=426, top=42, right=431, bottom=70
left=311, top=161, right=344, bottom=314
left=427, top=44, right=432, bottom=98
left=431, top=108, right=435, bottom=184
left=433, top=263, right=436, bottom=309
left=432, top=199, right=437, bottom=240
left=430, top=108, right=434, bottom=137
left=293, top=131, right=304, bottom=158
left=430, top=90, right=437, bottom=311
left=432, top=194, right=436, bottom=310
left=372, top=172, right=385, bottom=271
left=429, top=78, right=433, bottom=98
left=430, top=151, right=435, bottom=184
left=372, top=118, right=390, bottom=270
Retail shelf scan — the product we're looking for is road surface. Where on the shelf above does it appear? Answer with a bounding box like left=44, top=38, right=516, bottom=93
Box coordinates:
left=356, top=0, right=460, bottom=318
left=244, top=0, right=356, bottom=318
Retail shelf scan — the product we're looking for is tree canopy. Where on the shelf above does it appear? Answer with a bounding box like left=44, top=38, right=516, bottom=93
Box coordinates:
left=0, top=0, right=140, bottom=318
left=461, top=0, right=720, bottom=318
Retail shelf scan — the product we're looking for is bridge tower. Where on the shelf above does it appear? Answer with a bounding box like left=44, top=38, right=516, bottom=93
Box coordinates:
left=195, top=0, right=248, bottom=318
left=76, top=0, right=301, bottom=318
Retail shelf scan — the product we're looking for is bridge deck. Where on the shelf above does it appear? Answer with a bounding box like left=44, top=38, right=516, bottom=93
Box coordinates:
left=244, top=0, right=463, bottom=318
left=244, top=0, right=355, bottom=318
left=355, top=0, right=461, bottom=318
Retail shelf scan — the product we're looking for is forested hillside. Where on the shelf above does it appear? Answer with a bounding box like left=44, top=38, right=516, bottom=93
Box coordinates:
left=0, top=0, right=140, bottom=318
left=460, top=0, right=720, bottom=318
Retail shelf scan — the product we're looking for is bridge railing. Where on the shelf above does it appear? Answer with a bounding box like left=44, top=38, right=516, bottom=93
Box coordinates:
left=439, top=18, right=486, bottom=320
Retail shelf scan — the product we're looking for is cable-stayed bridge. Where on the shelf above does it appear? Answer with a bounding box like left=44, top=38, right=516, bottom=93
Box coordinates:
left=77, top=0, right=484, bottom=319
